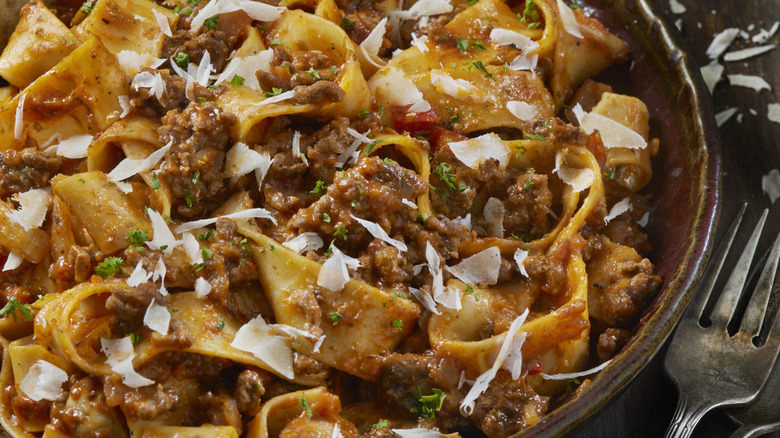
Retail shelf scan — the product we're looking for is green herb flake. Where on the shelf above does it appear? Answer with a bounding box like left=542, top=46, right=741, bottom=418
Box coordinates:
left=604, top=167, right=616, bottom=179
left=203, top=15, right=219, bottom=30
left=372, top=419, right=388, bottom=429
left=174, top=52, right=190, bottom=67
left=312, top=180, right=328, bottom=196
left=201, top=247, right=212, bottom=261
left=130, top=332, right=143, bottom=345
left=218, top=318, right=226, bottom=330
left=341, top=17, right=355, bottom=32
left=151, top=172, right=161, bottom=190
left=365, top=139, right=382, bottom=154
left=523, top=180, right=533, bottom=190
left=322, top=212, right=331, bottom=223
left=465, top=284, right=474, bottom=294
left=570, top=2, right=581, bottom=9
left=328, top=312, right=342, bottom=325
left=184, top=188, right=195, bottom=207
left=472, top=60, right=493, bottom=78
left=0, top=297, right=33, bottom=322
left=434, top=162, right=461, bottom=192
left=390, top=319, right=403, bottom=329
left=300, top=397, right=314, bottom=420
left=80, top=0, right=95, bottom=15
left=456, top=38, right=469, bottom=52
left=410, top=387, right=446, bottom=419
left=522, top=131, right=546, bottom=140
left=95, top=257, right=124, bottom=278
left=192, top=170, right=200, bottom=184
left=270, top=39, right=283, bottom=47
left=334, top=225, right=348, bottom=241
left=229, top=75, right=245, bottom=87
left=128, top=229, right=149, bottom=249
left=198, top=229, right=215, bottom=241
left=264, top=87, right=284, bottom=97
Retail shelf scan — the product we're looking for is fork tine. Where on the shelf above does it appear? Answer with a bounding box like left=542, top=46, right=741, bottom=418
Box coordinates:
left=686, top=203, right=748, bottom=320
left=739, top=231, right=780, bottom=337
left=709, top=208, right=769, bottom=328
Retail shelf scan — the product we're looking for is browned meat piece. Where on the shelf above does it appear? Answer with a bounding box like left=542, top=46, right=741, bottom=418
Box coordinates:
left=292, top=80, right=345, bottom=105
left=129, top=69, right=212, bottom=117
left=48, top=376, right=128, bottom=437
left=603, top=219, right=652, bottom=255
left=162, top=30, right=237, bottom=73
left=103, top=376, right=177, bottom=422
left=357, top=239, right=413, bottom=288
left=11, top=393, right=51, bottom=427
left=469, top=371, right=549, bottom=438
left=199, top=392, right=242, bottom=435
left=525, top=237, right=585, bottom=296
left=597, top=327, right=631, bottom=362
left=0, top=148, right=61, bottom=198
left=105, top=282, right=168, bottom=334
left=200, top=218, right=257, bottom=303
left=504, top=173, right=552, bottom=238
left=51, top=245, right=92, bottom=285
left=600, top=258, right=662, bottom=328
left=405, top=215, right=470, bottom=263
left=158, top=101, right=237, bottom=218
left=122, top=247, right=198, bottom=287
left=234, top=368, right=272, bottom=416
left=427, top=22, right=456, bottom=46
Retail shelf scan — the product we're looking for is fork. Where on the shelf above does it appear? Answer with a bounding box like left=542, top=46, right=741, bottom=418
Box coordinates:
left=664, top=204, right=780, bottom=438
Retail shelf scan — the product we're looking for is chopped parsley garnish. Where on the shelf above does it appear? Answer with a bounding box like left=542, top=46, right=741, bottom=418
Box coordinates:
left=570, top=2, right=581, bottom=9
left=372, top=419, right=388, bottom=429
left=151, top=172, right=161, bottom=190
left=95, top=257, right=123, bottom=278
left=434, top=162, right=465, bottom=192
left=184, top=188, right=195, bottom=207
left=218, top=318, right=226, bottom=330
left=334, top=224, right=348, bottom=241
left=198, top=229, right=215, bottom=240
left=342, top=17, right=355, bottom=32
left=410, top=387, right=446, bottom=419
left=390, top=319, right=403, bottom=329
left=130, top=332, right=143, bottom=345
left=270, top=39, right=283, bottom=47
left=450, top=114, right=460, bottom=122
left=566, top=378, right=582, bottom=391
left=174, top=52, right=190, bottom=67
left=465, top=284, right=474, bottom=294
left=523, top=131, right=546, bottom=140
left=312, top=180, right=327, bottom=196
left=365, top=139, right=382, bottom=154
left=197, top=97, right=206, bottom=103
left=229, top=75, right=245, bottom=87
left=383, top=157, right=394, bottom=166
left=264, top=87, right=284, bottom=97
left=520, top=0, right=540, bottom=24
left=239, top=238, right=250, bottom=251
left=322, top=212, right=331, bottom=223
left=192, top=170, right=200, bottom=184
left=457, top=38, right=469, bottom=52
left=328, top=312, right=342, bottom=325
left=203, top=15, right=219, bottom=30
left=359, top=107, right=369, bottom=118
left=523, top=180, right=533, bottom=190
left=80, top=0, right=95, bottom=15
left=128, top=229, right=149, bottom=249
left=472, top=60, right=493, bottom=78
left=604, top=167, right=616, bottom=179
left=300, top=396, right=314, bottom=419
left=0, top=297, right=33, bottom=322
left=201, top=247, right=212, bottom=261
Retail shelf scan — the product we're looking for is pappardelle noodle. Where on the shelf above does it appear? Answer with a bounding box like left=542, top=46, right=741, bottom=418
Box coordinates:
left=0, top=0, right=661, bottom=435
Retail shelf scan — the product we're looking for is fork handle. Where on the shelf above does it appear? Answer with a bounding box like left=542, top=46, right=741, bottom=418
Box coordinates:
left=664, top=395, right=713, bottom=438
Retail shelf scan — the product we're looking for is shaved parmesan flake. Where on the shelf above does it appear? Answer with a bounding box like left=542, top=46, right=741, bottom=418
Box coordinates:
left=446, top=246, right=501, bottom=286
left=132, top=71, right=165, bottom=101
left=458, top=371, right=475, bottom=389
left=483, top=197, right=504, bottom=238
left=715, top=107, right=738, bottom=127
left=152, top=9, right=172, bottom=37
left=175, top=208, right=277, bottom=233
left=3, top=251, right=22, bottom=271
left=425, top=242, right=457, bottom=309
left=109, top=142, right=171, bottom=182
left=762, top=169, right=780, bottom=204
left=147, top=209, right=180, bottom=255
left=452, top=213, right=471, bottom=231
left=143, top=299, right=170, bottom=335
left=554, top=150, right=594, bottom=193
left=669, top=0, right=686, bottom=14
left=514, top=248, right=529, bottom=278
left=253, top=89, right=296, bottom=107
left=700, top=61, right=724, bottom=94
left=153, top=256, right=167, bottom=284
left=127, top=261, right=152, bottom=287
left=753, top=22, right=779, bottom=43
left=224, top=142, right=272, bottom=187
left=14, top=94, right=25, bottom=140
left=461, top=309, right=529, bottom=415
left=331, top=424, right=342, bottom=438
left=118, top=95, right=132, bottom=118
left=368, top=67, right=431, bottom=113
left=508, top=53, right=538, bottom=71
left=769, top=103, right=780, bottom=124
left=604, top=197, right=632, bottom=223
left=117, top=50, right=165, bottom=75
left=182, top=233, right=203, bottom=264
left=215, top=50, right=273, bottom=91
left=638, top=211, right=650, bottom=227
left=724, top=45, right=775, bottom=62
left=20, top=360, right=68, bottom=401
left=337, top=137, right=363, bottom=168
left=317, top=245, right=361, bottom=291
left=51, top=134, right=93, bottom=159
left=351, top=214, right=407, bottom=252
left=101, top=337, right=154, bottom=388
left=573, top=104, right=646, bottom=149
left=6, top=188, right=50, bottom=231
left=191, top=0, right=285, bottom=32
left=291, top=131, right=307, bottom=166
left=540, top=359, right=612, bottom=380
left=490, top=28, right=539, bottom=53
left=360, top=18, right=388, bottom=58
left=410, top=32, right=429, bottom=53
left=271, top=324, right=322, bottom=348
left=506, top=101, right=537, bottom=121
left=557, top=0, right=583, bottom=38
left=430, top=71, right=481, bottom=101
left=706, top=28, right=740, bottom=59
left=283, top=232, right=324, bottom=254
left=448, top=133, right=511, bottom=169
left=231, top=315, right=294, bottom=379
left=410, top=286, right=440, bottom=315
left=402, top=198, right=418, bottom=209
left=391, top=429, right=448, bottom=438
left=194, top=277, right=212, bottom=298
left=392, top=0, right=452, bottom=20
left=502, top=327, right=527, bottom=380
left=727, top=74, right=772, bottom=91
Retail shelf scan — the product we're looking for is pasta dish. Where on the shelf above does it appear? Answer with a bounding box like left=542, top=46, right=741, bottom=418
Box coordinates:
left=0, top=0, right=661, bottom=435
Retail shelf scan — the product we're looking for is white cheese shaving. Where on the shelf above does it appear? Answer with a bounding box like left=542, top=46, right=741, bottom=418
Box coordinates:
left=452, top=213, right=471, bottom=231
left=513, top=248, right=529, bottom=278
left=753, top=22, right=779, bottom=43
left=175, top=208, right=277, bottom=233
left=151, top=9, right=172, bottom=37
left=669, top=0, right=686, bottom=14
left=490, top=28, right=539, bottom=52
left=117, top=50, right=165, bottom=75
left=448, top=133, right=511, bottom=169
left=410, top=32, right=429, bottom=53
left=392, top=0, right=452, bottom=20
left=508, top=53, right=538, bottom=71
left=3, top=251, right=23, bottom=271
left=351, top=214, right=407, bottom=252
left=458, top=370, right=475, bottom=389
left=224, top=142, right=273, bottom=187
left=49, top=134, right=93, bottom=159
left=360, top=17, right=388, bottom=58
left=715, top=107, right=738, bottom=127
left=194, top=277, right=212, bottom=298
left=506, top=101, right=537, bottom=121
left=317, top=244, right=361, bottom=291
left=271, top=324, right=323, bottom=352
left=700, top=61, right=724, bottom=94
left=402, top=198, right=418, bottom=209
left=426, top=242, right=458, bottom=309
left=674, top=19, right=683, bottom=32
left=727, top=74, right=772, bottom=91
left=291, top=131, right=307, bottom=166
left=194, top=51, right=214, bottom=87
left=143, top=299, right=170, bottom=335
left=502, top=327, right=528, bottom=380
left=153, top=256, right=168, bottom=296
left=331, top=424, right=342, bottom=438
left=557, top=0, right=583, bottom=38
left=430, top=70, right=480, bottom=101
left=215, top=50, right=273, bottom=91
left=231, top=315, right=295, bottom=379
left=409, top=286, right=440, bottom=315
left=769, top=103, right=780, bottom=124
left=182, top=233, right=203, bottom=264
left=127, top=260, right=152, bottom=287
left=604, top=197, right=632, bottom=223
left=146, top=209, right=181, bottom=255
left=723, top=45, right=775, bottom=62
left=253, top=90, right=296, bottom=107
left=191, top=0, right=285, bottom=32
left=6, top=188, right=50, bottom=231
left=573, top=104, right=647, bottom=149
left=762, top=169, right=780, bottom=204
left=706, top=28, right=740, bottom=59
left=445, top=246, right=501, bottom=286
left=391, top=429, right=448, bottom=438
left=483, top=197, right=504, bottom=238
left=14, top=94, right=25, bottom=140
left=638, top=211, right=650, bottom=227
left=554, top=150, right=594, bottom=193
left=100, top=337, right=154, bottom=388
left=283, top=232, right=324, bottom=254
left=132, top=71, right=166, bottom=101
left=460, top=309, right=529, bottom=415
left=118, top=95, right=132, bottom=118
left=540, top=359, right=612, bottom=380
left=19, top=360, right=68, bottom=401
left=336, top=137, right=363, bottom=168
left=367, top=67, right=431, bottom=113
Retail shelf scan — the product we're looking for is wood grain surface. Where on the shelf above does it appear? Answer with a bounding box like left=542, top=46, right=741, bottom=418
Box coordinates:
left=577, top=1, right=780, bottom=437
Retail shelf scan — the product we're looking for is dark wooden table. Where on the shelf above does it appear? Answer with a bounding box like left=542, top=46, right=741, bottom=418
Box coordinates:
left=577, top=1, right=780, bottom=437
